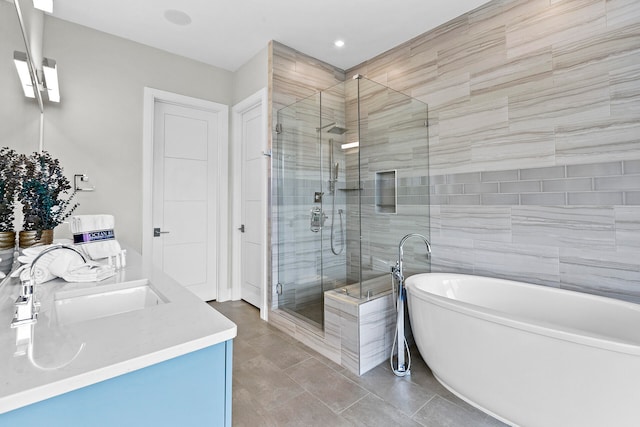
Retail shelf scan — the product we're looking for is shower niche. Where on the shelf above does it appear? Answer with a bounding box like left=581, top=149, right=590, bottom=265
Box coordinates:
left=273, top=76, right=430, bottom=372
left=375, top=170, right=397, bottom=214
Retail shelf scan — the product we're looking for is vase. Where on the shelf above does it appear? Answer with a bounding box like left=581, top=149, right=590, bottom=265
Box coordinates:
left=0, top=231, right=16, bottom=274
left=19, top=229, right=54, bottom=250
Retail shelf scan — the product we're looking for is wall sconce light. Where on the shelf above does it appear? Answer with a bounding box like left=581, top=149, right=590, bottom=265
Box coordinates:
left=42, top=58, right=59, bottom=102
left=13, top=51, right=60, bottom=103
left=13, top=51, right=36, bottom=98
left=33, top=0, right=53, bottom=13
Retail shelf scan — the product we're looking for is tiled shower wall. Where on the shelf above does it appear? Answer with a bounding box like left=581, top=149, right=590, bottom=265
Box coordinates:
left=346, top=0, right=640, bottom=302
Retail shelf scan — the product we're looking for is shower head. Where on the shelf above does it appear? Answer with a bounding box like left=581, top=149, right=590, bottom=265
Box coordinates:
left=327, top=125, right=347, bottom=135
left=317, top=122, right=348, bottom=135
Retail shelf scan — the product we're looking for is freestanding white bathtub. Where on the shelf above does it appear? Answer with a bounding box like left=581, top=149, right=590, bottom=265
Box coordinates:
left=405, top=273, right=640, bottom=427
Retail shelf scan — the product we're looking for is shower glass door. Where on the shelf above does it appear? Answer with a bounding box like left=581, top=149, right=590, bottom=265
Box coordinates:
left=275, top=91, right=326, bottom=327
left=274, top=77, right=429, bottom=328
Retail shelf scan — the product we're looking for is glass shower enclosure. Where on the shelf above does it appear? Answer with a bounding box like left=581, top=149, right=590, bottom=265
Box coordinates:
left=274, top=76, right=430, bottom=329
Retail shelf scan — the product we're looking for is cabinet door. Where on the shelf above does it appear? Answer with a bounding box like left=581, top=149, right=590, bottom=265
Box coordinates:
left=1, top=341, right=233, bottom=426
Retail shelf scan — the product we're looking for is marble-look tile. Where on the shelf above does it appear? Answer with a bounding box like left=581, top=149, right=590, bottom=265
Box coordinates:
left=429, top=236, right=476, bottom=274
left=610, top=62, right=640, bottom=117
left=512, top=206, right=616, bottom=249
left=437, top=26, right=507, bottom=77
left=556, top=117, right=640, bottom=164
left=410, top=14, right=469, bottom=58
left=411, top=72, right=471, bottom=110
left=468, top=0, right=548, bottom=36
left=470, top=129, right=556, bottom=173
left=473, top=241, right=560, bottom=286
left=506, top=0, right=607, bottom=59
left=472, top=46, right=553, bottom=99
left=440, top=206, right=512, bottom=242
left=359, top=295, right=395, bottom=375
left=615, top=206, right=640, bottom=251
left=559, top=248, right=640, bottom=302
left=606, top=0, right=640, bottom=29
left=509, top=73, right=610, bottom=132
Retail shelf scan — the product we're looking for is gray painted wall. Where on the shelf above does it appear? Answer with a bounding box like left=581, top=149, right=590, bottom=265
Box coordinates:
left=1, top=2, right=269, bottom=253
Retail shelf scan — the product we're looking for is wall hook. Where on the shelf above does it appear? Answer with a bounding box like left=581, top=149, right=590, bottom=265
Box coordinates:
left=74, top=174, right=95, bottom=192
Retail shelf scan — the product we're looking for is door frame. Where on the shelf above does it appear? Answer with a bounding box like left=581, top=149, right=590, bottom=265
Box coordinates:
left=231, top=88, right=268, bottom=320
left=142, top=87, right=230, bottom=301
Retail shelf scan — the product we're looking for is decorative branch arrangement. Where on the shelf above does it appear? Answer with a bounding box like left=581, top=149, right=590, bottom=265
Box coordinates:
left=0, top=147, right=78, bottom=239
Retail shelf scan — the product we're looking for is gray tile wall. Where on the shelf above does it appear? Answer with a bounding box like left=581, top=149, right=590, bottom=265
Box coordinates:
left=346, top=0, right=640, bottom=302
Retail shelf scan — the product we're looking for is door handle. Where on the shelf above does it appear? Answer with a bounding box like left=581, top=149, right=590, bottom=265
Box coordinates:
left=153, top=227, right=170, bottom=237
left=238, top=224, right=245, bottom=233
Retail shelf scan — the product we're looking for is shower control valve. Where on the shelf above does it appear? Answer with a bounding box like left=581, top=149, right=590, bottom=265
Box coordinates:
left=310, top=206, right=327, bottom=232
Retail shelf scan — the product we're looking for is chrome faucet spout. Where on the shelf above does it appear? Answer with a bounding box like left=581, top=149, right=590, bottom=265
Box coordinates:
left=390, top=233, right=431, bottom=377
left=11, top=244, right=87, bottom=327
left=29, top=244, right=87, bottom=287
left=395, top=233, right=431, bottom=285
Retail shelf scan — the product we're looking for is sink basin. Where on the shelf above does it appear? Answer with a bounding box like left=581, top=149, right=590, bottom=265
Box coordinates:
left=54, top=279, right=167, bottom=324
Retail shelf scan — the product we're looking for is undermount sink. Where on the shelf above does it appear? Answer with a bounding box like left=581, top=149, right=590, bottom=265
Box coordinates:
left=54, top=279, right=167, bottom=324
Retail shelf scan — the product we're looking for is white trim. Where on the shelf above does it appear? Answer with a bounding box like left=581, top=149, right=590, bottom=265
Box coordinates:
left=231, top=88, right=268, bottom=320
left=142, top=87, right=229, bottom=301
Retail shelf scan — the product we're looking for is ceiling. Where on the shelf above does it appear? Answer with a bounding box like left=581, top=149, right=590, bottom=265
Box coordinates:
left=51, top=0, right=492, bottom=72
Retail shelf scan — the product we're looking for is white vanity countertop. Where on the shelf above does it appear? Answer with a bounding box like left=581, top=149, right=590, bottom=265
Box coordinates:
left=0, top=249, right=237, bottom=414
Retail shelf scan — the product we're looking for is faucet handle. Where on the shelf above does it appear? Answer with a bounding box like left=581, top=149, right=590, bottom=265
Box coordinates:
left=20, top=279, right=34, bottom=297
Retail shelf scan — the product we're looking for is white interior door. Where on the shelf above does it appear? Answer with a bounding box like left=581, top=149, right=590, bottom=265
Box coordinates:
left=232, top=89, right=267, bottom=315
left=152, top=101, right=219, bottom=301
left=240, top=103, right=265, bottom=308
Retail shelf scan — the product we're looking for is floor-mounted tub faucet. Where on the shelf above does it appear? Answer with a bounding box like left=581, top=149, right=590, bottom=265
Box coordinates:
left=393, top=233, right=432, bottom=286
left=11, top=244, right=87, bottom=327
left=390, top=233, right=431, bottom=377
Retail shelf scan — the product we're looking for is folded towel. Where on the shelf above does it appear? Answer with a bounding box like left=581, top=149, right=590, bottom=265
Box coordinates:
left=70, top=215, right=122, bottom=260
left=18, top=245, right=60, bottom=284
left=58, top=264, right=115, bottom=282
left=47, top=251, right=89, bottom=277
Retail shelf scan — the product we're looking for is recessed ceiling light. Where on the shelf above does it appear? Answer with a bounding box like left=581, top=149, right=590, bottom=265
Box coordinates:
left=164, top=9, right=192, bottom=26
left=334, top=40, right=345, bottom=48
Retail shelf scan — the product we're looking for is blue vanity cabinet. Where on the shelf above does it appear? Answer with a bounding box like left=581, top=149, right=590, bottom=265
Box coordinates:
left=1, top=340, right=233, bottom=427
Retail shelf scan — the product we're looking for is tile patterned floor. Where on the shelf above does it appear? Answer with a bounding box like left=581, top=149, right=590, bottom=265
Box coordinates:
left=209, top=300, right=507, bottom=427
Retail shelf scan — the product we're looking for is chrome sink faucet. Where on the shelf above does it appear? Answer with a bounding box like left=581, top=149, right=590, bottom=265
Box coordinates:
left=11, top=244, right=87, bottom=327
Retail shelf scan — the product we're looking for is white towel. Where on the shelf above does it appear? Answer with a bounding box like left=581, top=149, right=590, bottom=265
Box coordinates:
left=59, top=264, right=115, bottom=283
left=70, top=215, right=122, bottom=260
left=18, top=245, right=60, bottom=284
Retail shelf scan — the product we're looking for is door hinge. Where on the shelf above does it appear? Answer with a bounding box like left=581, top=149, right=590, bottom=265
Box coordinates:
left=238, top=224, right=245, bottom=233
left=275, top=123, right=283, bottom=134
left=276, top=283, right=283, bottom=295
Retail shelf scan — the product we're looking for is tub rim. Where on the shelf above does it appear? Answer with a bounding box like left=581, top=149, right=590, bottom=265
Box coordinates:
left=405, top=272, right=640, bottom=356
